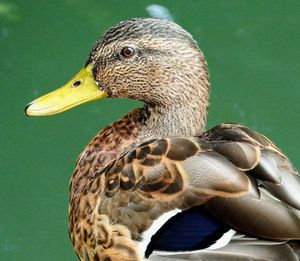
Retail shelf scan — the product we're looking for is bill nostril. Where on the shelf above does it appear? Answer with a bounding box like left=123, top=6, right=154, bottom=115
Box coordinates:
left=73, top=80, right=81, bottom=87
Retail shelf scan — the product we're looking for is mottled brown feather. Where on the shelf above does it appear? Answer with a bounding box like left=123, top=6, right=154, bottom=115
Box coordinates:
left=63, top=19, right=300, bottom=260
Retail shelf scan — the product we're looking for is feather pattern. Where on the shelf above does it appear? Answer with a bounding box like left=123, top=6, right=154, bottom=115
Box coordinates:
left=25, top=18, right=300, bottom=260
left=150, top=236, right=299, bottom=261
left=67, top=20, right=300, bottom=259
left=144, top=205, right=231, bottom=256
left=72, top=123, right=300, bottom=260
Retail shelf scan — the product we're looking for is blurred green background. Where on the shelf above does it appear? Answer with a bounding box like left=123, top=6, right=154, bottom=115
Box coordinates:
left=1, top=0, right=299, bottom=260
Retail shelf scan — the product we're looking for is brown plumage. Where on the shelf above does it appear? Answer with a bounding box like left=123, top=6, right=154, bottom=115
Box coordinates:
left=25, top=18, right=300, bottom=260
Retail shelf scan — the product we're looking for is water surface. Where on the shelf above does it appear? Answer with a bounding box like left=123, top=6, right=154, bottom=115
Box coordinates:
left=1, top=1, right=299, bottom=260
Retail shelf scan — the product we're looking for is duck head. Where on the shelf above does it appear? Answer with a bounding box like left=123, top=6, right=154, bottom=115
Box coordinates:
left=25, top=18, right=210, bottom=133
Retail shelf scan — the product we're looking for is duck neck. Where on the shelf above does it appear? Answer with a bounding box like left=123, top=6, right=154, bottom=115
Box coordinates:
left=138, top=50, right=210, bottom=139
left=140, top=98, right=208, bottom=139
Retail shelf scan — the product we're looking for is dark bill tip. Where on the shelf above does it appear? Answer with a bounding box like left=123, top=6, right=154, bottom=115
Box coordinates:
left=24, top=102, right=32, bottom=116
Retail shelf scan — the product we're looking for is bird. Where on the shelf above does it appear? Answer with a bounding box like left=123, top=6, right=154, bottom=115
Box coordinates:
left=25, top=18, right=300, bottom=261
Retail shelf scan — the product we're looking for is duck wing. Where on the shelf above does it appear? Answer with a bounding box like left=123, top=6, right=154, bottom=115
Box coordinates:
left=102, top=132, right=251, bottom=204
left=150, top=234, right=298, bottom=261
left=96, top=123, right=300, bottom=259
left=203, top=123, right=300, bottom=240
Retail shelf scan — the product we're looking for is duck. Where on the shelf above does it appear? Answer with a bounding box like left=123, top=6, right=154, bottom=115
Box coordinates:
left=25, top=18, right=300, bottom=261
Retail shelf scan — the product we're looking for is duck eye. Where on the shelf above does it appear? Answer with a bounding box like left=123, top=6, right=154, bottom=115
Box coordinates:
left=120, top=47, right=135, bottom=58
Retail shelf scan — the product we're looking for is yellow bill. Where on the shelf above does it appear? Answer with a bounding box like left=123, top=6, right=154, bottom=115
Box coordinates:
left=25, top=64, right=107, bottom=116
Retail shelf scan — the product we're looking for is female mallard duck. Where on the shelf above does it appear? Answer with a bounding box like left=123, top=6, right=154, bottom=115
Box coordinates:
left=25, top=18, right=300, bottom=260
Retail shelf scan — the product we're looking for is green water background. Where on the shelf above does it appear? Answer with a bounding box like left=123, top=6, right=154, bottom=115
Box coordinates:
left=0, top=0, right=299, bottom=260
